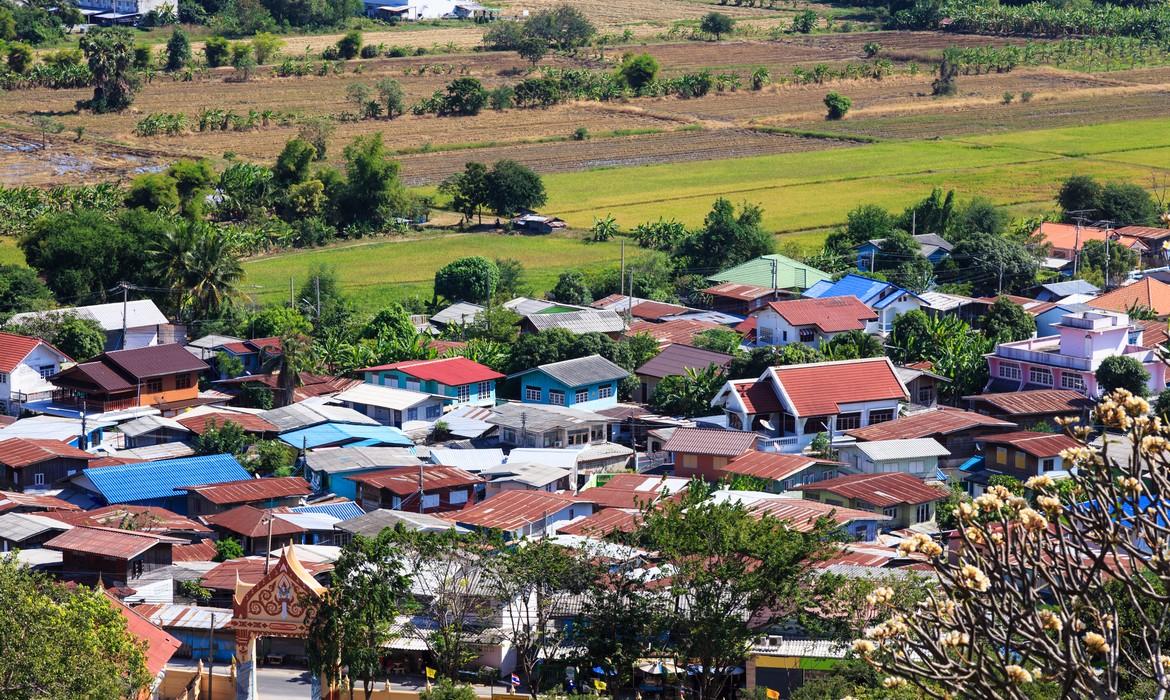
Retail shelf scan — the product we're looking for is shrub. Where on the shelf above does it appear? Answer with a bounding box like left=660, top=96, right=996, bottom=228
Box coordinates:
left=488, top=85, right=514, bottom=110
left=1021, top=90, right=1033, bottom=102
left=823, top=91, right=851, bottom=120
left=863, top=41, right=881, bottom=57
left=204, top=36, right=230, bottom=67
left=1002, top=91, right=1014, bottom=104
left=360, top=44, right=379, bottom=59
left=386, top=45, right=409, bottom=57
left=750, top=66, right=770, bottom=90
left=791, top=9, right=818, bottom=33
left=6, top=43, right=33, bottom=75
left=337, top=30, right=362, bottom=60
left=572, top=126, right=589, bottom=140
left=617, top=52, right=659, bottom=91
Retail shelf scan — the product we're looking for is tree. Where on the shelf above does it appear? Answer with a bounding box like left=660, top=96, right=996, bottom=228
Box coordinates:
left=434, top=257, right=499, bottom=304
left=6, top=42, right=32, bottom=74
left=212, top=536, right=244, bottom=562
left=1058, top=174, right=1102, bottom=221
left=125, top=172, right=180, bottom=212
left=898, top=187, right=955, bottom=237
left=823, top=91, right=851, bottom=120
left=229, top=42, right=256, bottom=81
left=337, top=30, right=362, bottom=60
left=195, top=419, right=251, bottom=456
left=336, top=133, right=411, bottom=230
left=298, top=117, right=335, bottom=161
left=203, top=35, right=230, bottom=67
left=164, top=27, right=190, bottom=71
left=932, top=46, right=959, bottom=96
left=885, top=311, right=992, bottom=402
left=167, top=159, right=215, bottom=219
left=1097, top=355, right=1150, bottom=396
left=875, top=229, right=932, bottom=292
left=504, top=327, right=598, bottom=375
left=440, top=77, right=488, bottom=116
left=486, top=160, right=546, bottom=216
left=439, top=161, right=490, bottom=225
left=52, top=315, right=106, bottom=360
left=251, top=31, right=283, bottom=64
left=146, top=220, right=243, bottom=320
left=273, top=138, right=316, bottom=188
left=1081, top=239, right=1138, bottom=287
left=952, top=232, right=1039, bottom=296
left=981, top=296, right=1036, bottom=344
left=856, top=391, right=1170, bottom=698
left=791, top=9, right=818, bottom=32
left=250, top=305, right=312, bottom=338
left=678, top=198, right=773, bottom=271
left=21, top=209, right=151, bottom=303
left=495, top=258, right=528, bottom=298
left=376, top=77, right=405, bottom=119
left=821, top=329, right=884, bottom=360
left=590, top=214, right=619, bottom=242
left=483, top=20, right=525, bottom=50
left=650, top=364, right=726, bottom=418
left=78, top=27, right=138, bottom=113
left=618, top=52, right=659, bottom=91
left=30, top=115, right=63, bottom=149
left=1099, top=181, right=1159, bottom=226
left=461, top=304, right=521, bottom=344
left=692, top=328, right=742, bottom=355
left=827, top=203, right=899, bottom=257
left=548, top=270, right=591, bottom=305
left=700, top=11, right=734, bottom=40
left=307, top=531, right=411, bottom=700
left=523, top=3, right=595, bottom=52
left=1155, top=387, right=1170, bottom=419
left=0, top=556, right=152, bottom=699
left=345, top=81, right=372, bottom=115
left=633, top=218, right=687, bottom=252
left=421, top=679, right=477, bottom=700
left=0, top=264, right=52, bottom=313
left=951, top=196, right=1008, bottom=242
left=517, top=36, right=548, bottom=66
left=486, top=540, right=590, bottom=696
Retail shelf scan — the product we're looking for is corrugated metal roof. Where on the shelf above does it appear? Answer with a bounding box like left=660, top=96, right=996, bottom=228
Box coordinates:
left=429, top=447, right=505, bottom=471
left=274, top=511, right=342, bottom=531
left=505, top=448, right=580, bottom=470
left=513, top=354, right=628, bottom=387
left=0, top=512, right=71, bottom=542
left=978, top=430, right=1079, bottom=458
left=134, top=603, right=233, bottom=630
left=304, top=447, right=422, bottom=474
left=0, top=332, right=66, bottom=373
left=481, top=462, right=570, bottom=488
left=118, top=415, right=190, bottom=438
left=847, top=408, right=1015, bottom=441
left=708, top=254, right=830, bottom=291
left=111, top=594, right=182, bottom=676
left=278, top=423, right=414, bottom=449
left=765, top=296, right=877, bottom=333
left=556, top=508, right=640, bottom=537
left=50, top=504, right=209, bottom=533
left=111, top=442, right=196, bottom=461
left=430, top=302, right=485, bottom=326
left=851, top=438, right=951, bottom=462
left=0, top=438, right=94, bottom=468
left=336, top=508, right=467, bottom=536
left=335, top=383, right=439, bottom=411
left=102, top=343, right=209, bottom=379
left=261, top=398, right=379, bottom=432
left=291, top=501, right=365, bottom=520
left=10, top=299, right=168, bottom=332
left=488, top=403, right=610, bottom=433
left=796, top=472, right=949, bottom=507
left=0, top=490, right=80, bottom=513
left=447, top=490, right=577, bottom=531
left=663, top=427, right=757, bottom=457
left=504, top=297, right=561, bottom=315
left=719, top=451, right=818, bottom=481
left=82, top=454, right=250, bottom=504
left=179, top=476, right=310, bottom=505
left=746, top=496, right=891, bottom=531
left=636, top=344, right=731, bottom=379
left=627, top=319, right=725, bottom=346
left=358, top=356, right=503, bottom=385
left=630, top=301, right=689, bottom=320
left=965, top=389, right=1092, bottom=416
left=701, top=282, right=776, bottom=301
left=524, top=309, right=625, bottom=335
left=204, top=505, right=306, bottom=538
left=176, top=412, right=276, bottom=436
left=44, top=525, right=184, bottom=559
left=350, top=466, right=482, bottom=496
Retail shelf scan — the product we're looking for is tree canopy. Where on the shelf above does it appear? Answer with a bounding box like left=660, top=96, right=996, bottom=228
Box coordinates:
left=433, top=256, right=500, bottom=304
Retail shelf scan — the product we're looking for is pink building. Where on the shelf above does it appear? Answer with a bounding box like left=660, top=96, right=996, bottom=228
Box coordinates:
left=985, top=309, right=1167, bottom=398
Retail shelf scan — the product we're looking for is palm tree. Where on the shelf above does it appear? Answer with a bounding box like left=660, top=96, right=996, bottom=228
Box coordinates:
left=148, top=221, right=243, bottom=321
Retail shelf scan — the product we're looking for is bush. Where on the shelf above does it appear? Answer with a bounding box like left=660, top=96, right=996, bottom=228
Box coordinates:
left=483, top=20, right=524, bottom=50
left=337, top=30, right=362, bottom=60
left=1021, top=90, right=1033, bottom=102
left=863, top=41, right=881, bottom=57
left=360, top=44, right=379, bottom=59
left=439, top=77, right=487, bottom=116
left=824, top=91, right=851, bottom=119
left=1002, top=91, right=1014, bottom=104
left=700, top=12, right=734, bottom=40
left=204, top=36, right=230, bottom=67
left=6, top=43, right=33, bottom=75
left=572, top=126, right=589, bottom=140
left=617, top=52, right=659, bottom=91
left=791, top=9, right=817, bottom=33
left=488, top=85, right=514, bottom=110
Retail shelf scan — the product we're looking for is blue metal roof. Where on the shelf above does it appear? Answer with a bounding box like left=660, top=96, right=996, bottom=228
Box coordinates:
left=82, top=453, right=250, bottom=504
left=291, top=501, right=365, bottom=520
left=278, top=422, right=414, bottom=449
left=958, top=455, right=985, bottom=472
left=803, top=274, right=923, bottom=309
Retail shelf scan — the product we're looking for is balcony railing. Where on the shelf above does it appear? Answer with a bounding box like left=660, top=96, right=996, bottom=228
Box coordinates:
left=758, top=435, right=802, bottom=453
left=995, top=346, right=1091, bottom=371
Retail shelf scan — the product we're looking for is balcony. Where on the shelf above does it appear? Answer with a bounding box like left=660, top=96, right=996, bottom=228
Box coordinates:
left=757, top=435, right=804, bottom=453
left=995, top=338, right=1091, bottom=371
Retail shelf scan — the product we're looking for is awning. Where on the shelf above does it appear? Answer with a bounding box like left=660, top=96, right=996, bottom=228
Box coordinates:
left=959, top=455, right=985, bottom=472
left=95, top=11, right=139, bottom=18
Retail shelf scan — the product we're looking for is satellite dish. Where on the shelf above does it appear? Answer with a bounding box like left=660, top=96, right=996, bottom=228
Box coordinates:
left=759, top=419, right=775, bottom=432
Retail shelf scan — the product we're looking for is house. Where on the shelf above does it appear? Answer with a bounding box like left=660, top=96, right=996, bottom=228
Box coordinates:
left=627, top=318, right=726, bottom=347
left=48, top=504, right=210, bottom=540
left=977, top=431, right=1080, bottom=481
left=303, top=447, right=423, bottom=498
left=480, top=463, right=572, bottom=497
left=835, top=438, right=951, bottom=479
left=0, top=332, right=71, bottom=414
left=716, top=451, right=840, bottom=493
left=186, top=336, right=281, bottom=377
left=44, top=525, right=182, bottom=585
left=260, top=397, right=380, bottom=433
left=634, top=344, right=732, bottom=403
left=511, top=212, right=567, bottom=233
left=176, top=411, right=277, bottom=439
left=895, top=363, right=949, bottom=408
left=9, top=299, right=171, bottom=351
left=178, top=476, right=311, bottom=517
left=965, top=389, right=1094, bottom=429
left=1031, top=301, right=1091, bottom=337
left=662, top=427, right=758, bottom=481
left=73, top=453, right=251, bottom=514
left=0, top=489, right=80, bottom=515
left=429, top=302, right=485, bottom=329
left=203, top=505, right=306, bottom=556
left=855, top=233, right=953, bottom=270
left=712, top=489, right=890, bottom=541
left=213, top=372, right=361, bottom=406
left=0, top=438, right=97, bottom=492
left=1033, top=222, right=1148, bottom=267
left=577, top=473, right=690, bottom=510
left=918, top=290, right=985, bottom=325
left=133, top=603, right=235, bottom=663
left=334, top=383, right=449, bottom=427
left=118, top=415, right=192, bottom=448
left=359, top=356, right=503, bottom=409
left=77, top=0, right=177, bottom=25
left=752, top=296, right=878, bottom=347
left=0, top=511, right=72, bottom=551
left=276, top=422, right=414, bottom=450
left=1088, top=277, right=1170, bottom=318
left=47, top=343, right=209, bottom=416
left=334, top=509, right=467, bottom=545
left=445, top=489, right=593, bottom=539
left=711, top=357, right=909, bottom=453
left=488, top=403, right=612, bottom=450
left=1033, top=279, right=1100, bottom=302
left=521, top=309, right=626, bottom=337
left=508, top=444, right=633, bottom=479
left=699, top=282, right=784, bottom=316
left=985, top=309, right=1168, bottom=397
left=1116, top=225, right=1170, bottom=266
left=794, top=472, right=949, bottom=530
left=349, top=466, right=482, bottom=513
left=802, top=274, right=924, bottom=334
left=707, top=254, right=830, bottom=294
left=845, top=408, right=1017, bottom=469
left=510, top=355, right=628, bottom=410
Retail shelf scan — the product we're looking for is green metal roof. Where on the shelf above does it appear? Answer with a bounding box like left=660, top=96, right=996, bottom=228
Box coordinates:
left=707, top=254, right=830, bottom=291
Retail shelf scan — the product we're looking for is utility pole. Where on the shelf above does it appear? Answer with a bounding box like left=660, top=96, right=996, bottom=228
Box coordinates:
left=619, top=238, right=626, bottom=306
left=289, top=276, right=294, bottom=307
left=207, top=612, right=215, bottom=700
left=997, top=262, right=1004, bottom=295
left=770, top=257, right=778, bottom=292
left=119, top=283, right=129, bottom=350
left=314, top=275, right=321, bottom=320
left=1100, top=220, right=1116, bottom=290
left=1067, top=210, right=1097, bottom=277
left=418, top=461, right=425, bottom=514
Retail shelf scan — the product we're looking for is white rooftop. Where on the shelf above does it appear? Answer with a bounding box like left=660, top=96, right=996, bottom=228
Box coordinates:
left=851, top=438, right=951, bottom=461
left=9, top=299, right=168, bottom=332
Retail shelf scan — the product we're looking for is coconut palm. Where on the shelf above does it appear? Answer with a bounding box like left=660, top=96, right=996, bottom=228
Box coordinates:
left=148, top=221, right=243, bottom=321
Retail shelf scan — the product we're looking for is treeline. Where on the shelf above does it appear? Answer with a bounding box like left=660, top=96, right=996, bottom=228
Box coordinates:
left=891, top=0, right=1170, bottom=42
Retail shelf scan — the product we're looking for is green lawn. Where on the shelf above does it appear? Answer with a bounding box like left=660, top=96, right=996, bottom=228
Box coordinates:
left=242, top=231, right=626, bottom=308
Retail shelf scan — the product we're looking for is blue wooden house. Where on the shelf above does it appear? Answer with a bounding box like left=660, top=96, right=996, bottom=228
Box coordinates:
left=509, top=354, right=628, bottom=411
left=360, top=356, right=504, bottom=408
left=856, top=233, right=953, bottom=271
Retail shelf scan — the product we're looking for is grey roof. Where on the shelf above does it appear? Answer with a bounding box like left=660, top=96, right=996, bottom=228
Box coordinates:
left=111, top=442, right=195, bottom=461
left=336, top=508, right=468, bottom=536
left=424, top=404, right=495, bottom=439
left=895, top=366, right=949, bottom=385
left=260, top=398, right=379, bottom=433
left=430, top=302, right=485, bottom=327
left=304, top=447, right=423, bottom=474
left=862, top=233, right=953, bottom=259
left=118, top=414, right=190, bottom=438
left=0, top=512, right=71, bottom=542
left=9, top=300, right=168, bottom=332
left=481, top=462, right=571, bottom=488
left=636, top=344, right=731, bottom=379
left=850, top=438, right=951, bottom=461
left=428, top=447, right=505, bottom=471
left=1040, top=279, right=1100, bottom=297
left=503, top=297, right=562, bottom=315
left=524, top=309, right=625, bottom=335
left=505, top=448, right=581, bottom=470
left=187, top=334, right=244, bottom=350
left=513, top=354, right=629, bottom=386
left=488, top=402, right=611, bottom=433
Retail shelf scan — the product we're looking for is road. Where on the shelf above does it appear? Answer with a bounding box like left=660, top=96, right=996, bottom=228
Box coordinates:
left=256, top=667, right=313, bottom=700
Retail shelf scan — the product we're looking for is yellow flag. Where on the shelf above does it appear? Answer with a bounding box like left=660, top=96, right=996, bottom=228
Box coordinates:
left=765, top=689, right=779, bottom=700
left=594, top=679, right=607, bottom=691
left=426, top=667, right=437, bottom=680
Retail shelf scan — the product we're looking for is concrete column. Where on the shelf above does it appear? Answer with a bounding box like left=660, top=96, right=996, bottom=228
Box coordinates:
left=234, top=632, right=256, bottom=700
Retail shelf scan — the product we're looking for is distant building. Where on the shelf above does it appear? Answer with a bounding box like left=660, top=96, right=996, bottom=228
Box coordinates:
left=855, top=233, right=952, bottom=270
left=635, top=343, right=731, bottom=403
left=520, top=309, right=626, bottom=337
left=350, top=466, right=482, bottom=513
left=73, top=453, right=251, bottom=514
left=9, top=299, right=171, bottom=351
left=45, top=525, right=181, bottom=585
left=845, top=407, right=1016, bottom=469
left=360, top=357, right=503, bottom=409
left=1088, top=277, right=1170, bottom=319
left=699, top=282, right=783, bottom=317
left=752, top=296, right=878, bottom=348
left=802, top=274, right=924, bottom=335
left=835, top=438, right=951, bottom=479
left=663, top=427, right=757, bottom=481
left=977, top=431, right=1080, bottom=481
left=510, top=355, right=628, bottom=410
left=47, top=343, right=209, bottom=417
left=795, top=472, right=948, bottom=530
left=0, top=332, right=71, bottom=414
left=178, top=476, right=311, bottom=517
left=0, top=438, right=97, bottom=492
left=446, top=490, right=592, bottom=539
left=707, top=254, right=830, bottom=294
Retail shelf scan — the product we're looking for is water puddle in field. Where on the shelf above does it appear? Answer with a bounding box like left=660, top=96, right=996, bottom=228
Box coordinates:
left=0, top=130, right=161, bottom=185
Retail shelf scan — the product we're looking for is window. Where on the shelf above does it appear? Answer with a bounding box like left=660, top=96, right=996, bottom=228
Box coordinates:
left=426, top=405, right=442, bottom=420
left=759, top=327, right=774, bottom=344
left=145, top=378, right=162, bottom=393
left=1014, top=451, right=1026, bottom=470
left=502, top=428, right=516, bottom=443
left=392, top=496, right=402, bottom=509
left=1061, top=373, right=1086, bottom=391
left=999, top=363, right=1021, bottom=380
left=598, top=385, right=614, bottom=399
left=406, top=407, right=418, bottom=421
left=449, top=489, right=468, bottom=504
left=375, top=407, right=390, bottom=421
left=1029, top=367, right=1053, bottom=386
left=568, top=430, right=589, bottom=446
left=799, top=328, right=815, bottom=343
left=1040, top=458, right=1056, bottom=472
left=406, top=380, right=421, bottom=392
left=457, top=384, right=471, bottom=402
left=0, top=372, right=9, bottom=383
left=916, top=503, right=931, bottom=523
left=835, top=412, right=862, bottom=431
left=525, top=385, right=542, bottom=402
left=549, top=389, right=565, bottom=406
left=422, top=493, right=440, bottom=509
left=782, top=331, right=788, bottom=342
left=883, top=506, right=898, bottom=519
left=868, top=409, right=895, bottom=425
left=995, top=447, right=1007, bottom=464
left=575, top=389, right=589, bottom=404
left=917, top=385, right=934, bottom=404
left=37, top=365, right=54, bottom=380
left=477, top=381, right=491, bottom=399
left=728, top=413, right=743, bottom=430
left=175, top=373, right=192, bottom=389
left=33, top=473, right=45, bottom=486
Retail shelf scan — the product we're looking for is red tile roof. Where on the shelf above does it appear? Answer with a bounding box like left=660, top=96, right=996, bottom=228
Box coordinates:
left=0, top=332, right=68, bottom=373
left=662, top=427, right=757, bottom=456
left=731, top=379, right=783, bottom=414
left=178, top=476, right=311, bottom=506
left=966, top=389, right=1093, bottom=416
left=719, top=451, right=819, bottom=481
left=630, top=300, right=689, bottom=321
left=1089, top=277, right=1170, bottom=316
left=846, top=408, right=1016, bottom=441
left=0, top=438, right=95, bottom=468
left=628, top=319, right=724, bottom=346
left=176, top=411, right=277, bottom=436
left=447, top=490, right=577, bottom=531
left=701, top=282, right=776, bottom=301
left=48, top=505, right=210, bottom=533
left=428, top=339, right=468, bottom=355
left=203, top=505, right=306, bottom=538
left=1136, top=319, right=1169, bottom=348
left=44, top=525, right=183, bottom=560
left=1116, top=225, right=1170, bottom=241
left=358, top=356, right=503, bottom=385
left=172, top=539, right=218, bottom=562
left=200, top=556, right=332, bottom=591
left=558, top=508, right=641, bottom=537
left=771, top=357, right=907, bottom=416
left=350, top=466, right=483, bottom=497
left=56, top=361, right=135, bottom=393
left=795, top=473, right=948, bottom=507
left=1035, top=222, right=1112, bottom=253
left=248, top=336, right=283, bottom=354
left=764, top=296, right=877, bottom=333
left=0, top=490, right=80, bottom=513
left=103, top=343, right=209, bottom=379
left=221, top=342, right=252, bottom=354
left=108, top=593, right=181, bottom=676
left=748, top=498, right=888, bottom=531
left=978, top=430, right=1080, bottom=458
